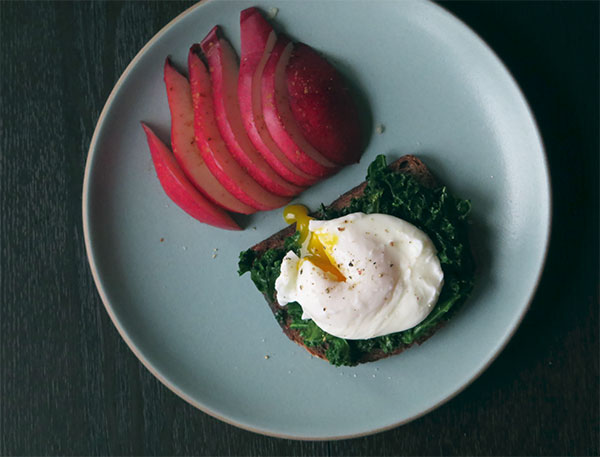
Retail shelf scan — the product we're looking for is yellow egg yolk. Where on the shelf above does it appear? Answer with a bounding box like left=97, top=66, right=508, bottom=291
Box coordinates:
left=283, top=205, right=345, bottom=282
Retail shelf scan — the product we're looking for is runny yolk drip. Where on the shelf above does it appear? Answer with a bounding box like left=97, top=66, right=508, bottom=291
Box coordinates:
left=283, top=205, right=346, bottom=282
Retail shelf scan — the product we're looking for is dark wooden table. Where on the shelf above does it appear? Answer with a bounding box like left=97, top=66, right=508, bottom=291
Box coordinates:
left=1, top=1, right=598, bottom=455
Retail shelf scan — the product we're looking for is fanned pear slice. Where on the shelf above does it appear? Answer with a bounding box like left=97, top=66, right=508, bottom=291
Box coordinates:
left=201, top=26, right=303, bottom=197
left=238, top=8, right=319, bottom=187
left=142, top=123, right=240, bottom=230
left=164, top=59, right=255, bottom=215
left=188, top=45, right=290, bottom=211
left=286, top=43, right=364, bottom=165
left=261, top=36, right=340, bottom=178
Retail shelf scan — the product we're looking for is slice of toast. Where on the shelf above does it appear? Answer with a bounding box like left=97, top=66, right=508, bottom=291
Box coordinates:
left=248, top=155, right=444, bottom=364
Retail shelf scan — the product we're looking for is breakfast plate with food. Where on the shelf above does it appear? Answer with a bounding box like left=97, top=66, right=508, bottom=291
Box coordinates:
left=83, top=0, right=550, bottom=439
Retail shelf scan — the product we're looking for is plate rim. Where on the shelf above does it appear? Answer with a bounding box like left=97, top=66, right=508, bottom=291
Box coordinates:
left=82, top=0, right=552, bottom=440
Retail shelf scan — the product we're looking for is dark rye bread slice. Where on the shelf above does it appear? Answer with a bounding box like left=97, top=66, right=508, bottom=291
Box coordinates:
left=249, top=155, right=443, bottom=365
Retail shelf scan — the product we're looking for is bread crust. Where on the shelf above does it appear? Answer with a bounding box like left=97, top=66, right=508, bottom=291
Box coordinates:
left=249, top=155, right=444, bottom=364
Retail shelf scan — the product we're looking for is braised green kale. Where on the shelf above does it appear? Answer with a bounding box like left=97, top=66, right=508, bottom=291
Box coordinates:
left=238, top=155, right=475, bottom=366
left=238, top=231, right=301, bottom=297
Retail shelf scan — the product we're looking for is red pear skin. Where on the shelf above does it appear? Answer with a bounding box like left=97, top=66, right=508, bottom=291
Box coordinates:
left=261, top=36, right=340, bottom=178
left=286, top=43, right=364, bottom=165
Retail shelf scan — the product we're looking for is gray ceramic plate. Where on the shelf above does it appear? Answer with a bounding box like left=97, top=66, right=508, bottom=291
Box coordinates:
left=83, top=0, right=551, bottom=439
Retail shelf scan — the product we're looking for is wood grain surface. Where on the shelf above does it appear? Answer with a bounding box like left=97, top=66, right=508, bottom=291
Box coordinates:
left=1, top=1, right=598, bottom=455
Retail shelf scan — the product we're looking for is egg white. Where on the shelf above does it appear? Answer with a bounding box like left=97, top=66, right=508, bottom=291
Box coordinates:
left=275, top=213, right=444, bottom=340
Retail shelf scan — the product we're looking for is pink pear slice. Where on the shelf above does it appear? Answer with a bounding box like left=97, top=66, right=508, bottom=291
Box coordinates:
left=164, top=59, right=255, bottom=215
left=200, top=26, right=303, bottom=197
left=188, top=45, right=290, bottom=211
left=286, top=43, right=364, bottom=165
left=261, top=36, right=340, bottom=178
left=141, top=123, right=240, bottom=230
left=238, top=8, right=319, bottom=187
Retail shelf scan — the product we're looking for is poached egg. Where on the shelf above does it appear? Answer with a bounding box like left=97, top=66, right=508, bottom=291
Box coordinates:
left=274, top=206, right=444, bottom=340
